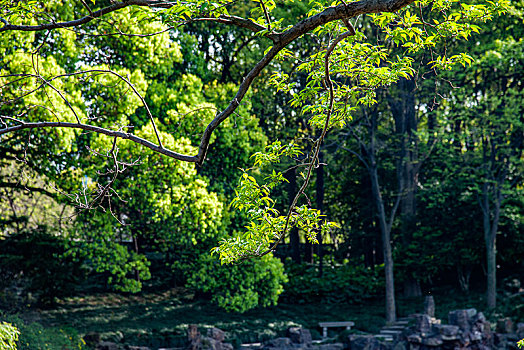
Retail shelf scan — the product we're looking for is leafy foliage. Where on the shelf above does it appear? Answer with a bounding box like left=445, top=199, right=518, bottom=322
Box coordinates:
left=188, top=253, right=287, bottom=312
left=0, top=315, right=84, bottom=350
left=282, top=261, right=384, bottom=304
left=0, top=321, right=19, bottom=350
left=0, top=227, right=84, bottom=306
left=213, top=141, right=339, bottom=263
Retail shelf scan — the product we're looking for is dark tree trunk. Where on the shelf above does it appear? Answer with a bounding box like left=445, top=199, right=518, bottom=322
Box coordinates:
left=369, top=162, right=396, bottom=323
left=481, top=136, right=504, bottom=310
left=389, top=78, right=422, bottom=298
left=304, top=241, right=313, bottom=264
left=368, top=112, right=397, bottom=323
left=457, top=264, right=472, bottom=293
left=483, top=179, right=502, bottom=310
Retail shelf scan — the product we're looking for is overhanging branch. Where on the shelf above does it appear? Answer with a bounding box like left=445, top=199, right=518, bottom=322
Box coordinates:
left=0, top=0, right=416, bottom=166
left=0, top=122, right=198, bottom=163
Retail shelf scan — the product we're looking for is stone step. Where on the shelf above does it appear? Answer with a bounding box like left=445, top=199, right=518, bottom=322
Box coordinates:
left=380, top=330, right=403, bottom=335
left=239, top=343, right=262, bottom=350
left=394, top=320, right=410, bottom=324
left=382, top=325, right=406, bottom=331
left=373, top=335, right=393, bottom=342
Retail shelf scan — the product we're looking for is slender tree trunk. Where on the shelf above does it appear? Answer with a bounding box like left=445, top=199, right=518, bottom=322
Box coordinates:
left=316, top=151, right=325, bottom=277
left=369, top=163, right=396, bottom=323
left=481, top=135, right=504, bottom=310
left=132, top=234, right=141, bottom=283
left=304, top=240, right=313, bottom=263
left=457, top=264, right=472, bottom=293
left=483, top=180, right=502, bottom=310
left=368, top=113, right=396, bottom=323
left=390, top=79, right=421, bottom=298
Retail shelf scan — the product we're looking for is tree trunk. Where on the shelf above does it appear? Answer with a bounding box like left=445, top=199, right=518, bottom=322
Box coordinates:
left=316, top=151, right=325, bottom=277
left=368, top=113, right=396, bottom=323
left=369, top=164, right=396, bottom=323
left=389, top=78, right=422, bottom=298
left=481, top=135, right=504, bottom=310
left=304, top=241, right=313, bottom=263
left=457, top=264, right=472, bottom=293
left=132, top=234, right=141, bottom=284
left=485, top=237, right=496, bottom=309
left=483, top=180, right=502, bottom=310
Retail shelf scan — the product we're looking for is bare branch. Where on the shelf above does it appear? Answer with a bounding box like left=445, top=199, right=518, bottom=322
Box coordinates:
left=187, top=15, right=281, bottom=42
left=0, top=121, right=197, bottom=162
left=0, top=0, right=173, bottom=33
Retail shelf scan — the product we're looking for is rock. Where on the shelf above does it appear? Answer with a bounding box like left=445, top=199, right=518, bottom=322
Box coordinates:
left=497, top=318, right=514, bottom=334
left=202, top=337, right=226, bottom=350
left=517, top=323, right=524, bottom=339
left=466, top=308, right=477, bottom=318
left=208, top=328, right=226, bottom=342
left=424, top=296, right=435, bottom=317
left=407, top=334, right=422, bottom=344
left=448, top=310, right=471, bottom=332
left=438, top=325, right=460, bottom=339
left=317, top=343, right=344, bottom=350
left=188, top=325, right=201, bottom=350
left=470, top=330, right=482, bottom=342
left=349, top=335, right=385, bottom=350
left=84, top=332, right=102, bottom=347
left=392, top=341, right=407, bottom=350
left=97, top=342, right=120, bottom=350
left=264, top=337, right=293, bottom=349
left=475, top=312, right=487, bottom=323
left=414, top=314, right=432, bottom=336
left=222, top=343, right=234, bottom=350
left=287, top=327, right=312, bottom=346
left=493, top=333, right=508, bottom=350
left=422, top=336, right=443, bottom=347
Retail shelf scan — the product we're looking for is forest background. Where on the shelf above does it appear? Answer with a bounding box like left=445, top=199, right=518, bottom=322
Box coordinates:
left=0, top=0, right=523, bottom=348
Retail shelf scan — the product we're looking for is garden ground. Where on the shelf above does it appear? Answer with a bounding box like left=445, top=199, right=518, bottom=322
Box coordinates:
left=9, top=288, right=491, bottom=349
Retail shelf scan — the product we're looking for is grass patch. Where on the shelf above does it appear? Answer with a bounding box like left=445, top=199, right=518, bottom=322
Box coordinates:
left=28, top=287, right=490, bottom=348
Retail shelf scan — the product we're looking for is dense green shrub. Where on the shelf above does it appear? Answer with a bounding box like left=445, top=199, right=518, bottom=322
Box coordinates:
left=0, top=315, right=84, bottom=350
left=0, top=321, right=19, bottom=350
left=0, top=227, right=85, bottom=306
left=281, top=260, right=384, bottom=304
left=187, top=254, right=288, bottom=312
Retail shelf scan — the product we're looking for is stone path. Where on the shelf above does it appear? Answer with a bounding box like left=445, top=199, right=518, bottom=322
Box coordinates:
left=374, top=317, right=413, bottom=342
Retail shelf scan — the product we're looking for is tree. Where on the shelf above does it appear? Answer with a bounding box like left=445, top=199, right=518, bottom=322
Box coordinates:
left=0, top=0, right=508, bottom=320
left=445, top=37, right=524, bottom=308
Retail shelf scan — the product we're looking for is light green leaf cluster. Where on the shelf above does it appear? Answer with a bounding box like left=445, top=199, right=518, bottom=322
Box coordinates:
left=0, top=52, right=85, bottom=151
left=288, top=31, right=415, bottom=129
left=0, top=0, right=39, bottom=23
left=0, top=321, right=19, bottom=350
left=94, top=7, right=183, bottom=77
left=213, top=141, right=339, bottom=264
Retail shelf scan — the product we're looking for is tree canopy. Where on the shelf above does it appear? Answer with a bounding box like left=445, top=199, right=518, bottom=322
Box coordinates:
left=1, top=0, right=521, bottom=323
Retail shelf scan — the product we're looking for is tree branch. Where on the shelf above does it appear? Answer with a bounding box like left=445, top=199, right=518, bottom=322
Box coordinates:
left=1, top=0, right=416, bottom=166
left=0, top=1, right=175, bottom=33
left=0, top=181, right=58, bottom=200
left=0, top=121, right=197, bottom=162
